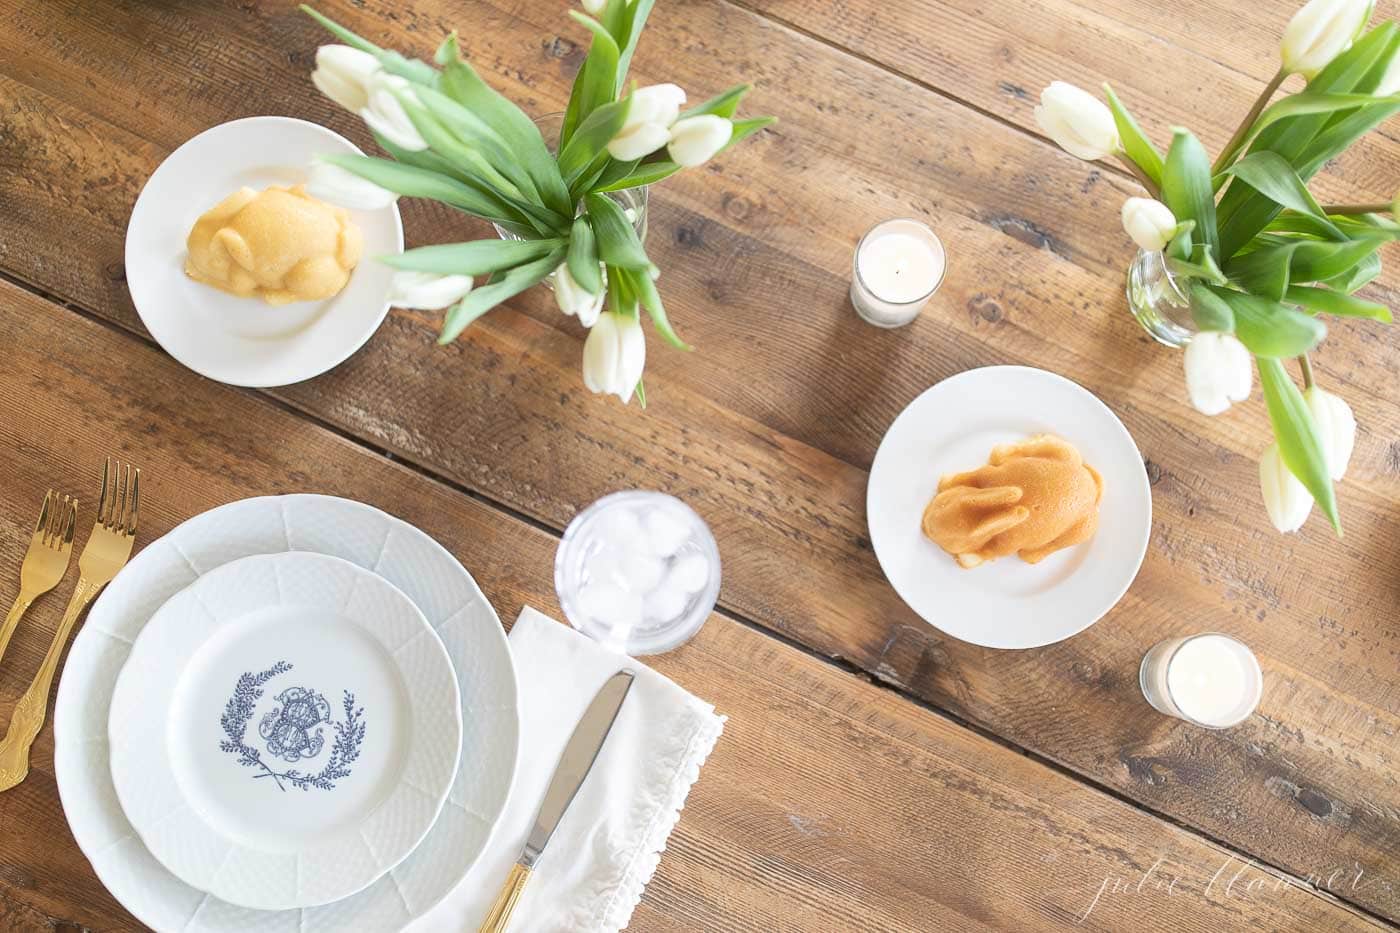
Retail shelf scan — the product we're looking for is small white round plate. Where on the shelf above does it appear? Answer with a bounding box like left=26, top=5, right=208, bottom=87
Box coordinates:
left=125, top=116, right=402, bottom=387
left=867, top=366, right=1152, bottom=649
left=108, top=552, right=462, bottom=911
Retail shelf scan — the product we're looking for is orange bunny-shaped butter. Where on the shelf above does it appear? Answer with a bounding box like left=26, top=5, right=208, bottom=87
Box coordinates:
left=922, top=434, right=1102, bottom=568
left=184, top=185, right=362, bottom=305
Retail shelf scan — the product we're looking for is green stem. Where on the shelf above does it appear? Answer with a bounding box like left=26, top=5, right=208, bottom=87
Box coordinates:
left=1298, top=353, right=1315, bottom=390
left=1116, top=152, right=1160, bottom=198
left=1319, top=202, right=1391, bottom=215
left=1212, top=68, right=1287, bottom=176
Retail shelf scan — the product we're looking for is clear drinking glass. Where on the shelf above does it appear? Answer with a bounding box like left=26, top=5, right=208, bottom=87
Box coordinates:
left=1139, top=633, right=1263, bottom=729
left=1125, top=248, right=1198, bottom=348
left=491, top=112, right=648, bottom=265
left=555, top=491, right=722, bottom=655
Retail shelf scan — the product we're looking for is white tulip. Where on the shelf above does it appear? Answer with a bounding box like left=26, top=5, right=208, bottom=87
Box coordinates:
left=312, top=45, right=380, bottom=112
left=581, top=0, right=606, bottom=13
left=306, top=160, right=399, bottom=210
left=1121, top=197, right=1178, bottom=252
left=360, top=74, right=428, bottom=152
left=1281, top=0, right=1373, bottom=78
left=553, top=263, right=606, bottom=327
left=1183, top=331, right=1252, bottom=416
left=1260, top=444, right=1314, bottom=533
left=607, top=84, right=687, bottom=161
left=1033, top=81, right=1120, bottom=161
left=583, top=311, right=646, bottom=403
left=388, top=271, right=474, bottom=310
left=668, top=115, right=733, bottom=168
left=1304, top=385, right=1357, bottom=480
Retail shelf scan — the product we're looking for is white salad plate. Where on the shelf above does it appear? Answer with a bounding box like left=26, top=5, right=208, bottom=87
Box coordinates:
left=108, top=551, right=462, bottom=911
left=867, top=366, right=1152, bottom=649
left=125, top=116, right=403, bottom=388
left=54, top=495, right=520, bottom=932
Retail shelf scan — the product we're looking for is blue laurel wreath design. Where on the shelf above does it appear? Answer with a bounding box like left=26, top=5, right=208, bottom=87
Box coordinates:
left=218, top=662, right=367, bottom=793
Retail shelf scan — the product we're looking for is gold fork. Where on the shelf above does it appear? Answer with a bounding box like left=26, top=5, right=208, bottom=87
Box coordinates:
left=0, top=459, right=139, bottom=792
left=0, top=491, right=78, bottom=668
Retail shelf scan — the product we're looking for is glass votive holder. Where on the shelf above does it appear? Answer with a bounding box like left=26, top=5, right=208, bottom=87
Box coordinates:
left=849, top=218, right=947, bottom=328
left=555, top=491, right=722, bottom=656
left=1139, top=633, right=1262, bottom=729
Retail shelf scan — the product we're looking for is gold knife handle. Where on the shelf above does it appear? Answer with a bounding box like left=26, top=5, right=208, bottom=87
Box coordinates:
left=0, top=592, right=33, bottom=668
left=0, top=577, right=100, bottom=792
left=477, top=861, right=533, bottom=933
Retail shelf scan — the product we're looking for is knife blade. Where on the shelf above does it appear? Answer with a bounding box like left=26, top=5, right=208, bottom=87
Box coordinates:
left=479, top=670, right=635, bottom=933
left=523, top=668, right=635, bottom=868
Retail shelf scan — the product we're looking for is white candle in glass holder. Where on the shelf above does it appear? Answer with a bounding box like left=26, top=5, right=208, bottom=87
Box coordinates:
left=1139, top=633, right=1262, bottom=728
left=850, top=219, right=946, bottom=327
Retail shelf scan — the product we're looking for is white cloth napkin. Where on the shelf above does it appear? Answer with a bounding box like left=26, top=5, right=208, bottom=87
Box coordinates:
left=408, top=607, right=725, bottom=932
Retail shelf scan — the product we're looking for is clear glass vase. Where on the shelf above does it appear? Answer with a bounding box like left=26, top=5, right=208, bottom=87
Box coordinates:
left=491, top=112, right=648, bottom=283
left=1125, top=249, right=1198, bottom=348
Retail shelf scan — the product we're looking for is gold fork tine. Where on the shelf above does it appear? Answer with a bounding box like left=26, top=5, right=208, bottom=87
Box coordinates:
left=97, top=457, right=111, bottom=528
left=61, top=497, right=78, bottom=550
left=35, top=491, right=52, bottom=543
left=1, top=490, right=78, bottom=670
left=126, top=468, right=141, bottom=536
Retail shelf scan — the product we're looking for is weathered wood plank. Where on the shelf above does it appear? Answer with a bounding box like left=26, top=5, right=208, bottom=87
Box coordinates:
left=1, top=282, right=1384, bottom=931
left=1, top=0, right=1398, bottom=922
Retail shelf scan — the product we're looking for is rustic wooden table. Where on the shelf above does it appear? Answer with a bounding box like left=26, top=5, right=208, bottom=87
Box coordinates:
left=1, top=1, right=1397, bottom=930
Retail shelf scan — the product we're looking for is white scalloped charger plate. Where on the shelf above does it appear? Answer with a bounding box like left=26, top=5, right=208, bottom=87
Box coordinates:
left=108, top=552, right=461, bottom=910
left=125, top=116, right=403, bottom=387
left=867, top=366, right=1152, bottom=649
left=55, top=496, right=520, bottom=932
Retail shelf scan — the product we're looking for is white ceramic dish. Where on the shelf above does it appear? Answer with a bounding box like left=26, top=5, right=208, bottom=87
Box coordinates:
left=125, top=116, right=402, bottom=387
left=55, top=495, right=520, bottom=932
left=108, top=552, right=461, bottom=911
left=867, top=366, right=1152, bottom=649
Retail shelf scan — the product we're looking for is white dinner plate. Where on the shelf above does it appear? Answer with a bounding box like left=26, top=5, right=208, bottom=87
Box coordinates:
left=867, top=366, right=1152, bottom=649
left=55, top=495, right=520, bottom=932
left=125, top=116, right=402, bottom=387
left=108, top=552, right=461, bottom=911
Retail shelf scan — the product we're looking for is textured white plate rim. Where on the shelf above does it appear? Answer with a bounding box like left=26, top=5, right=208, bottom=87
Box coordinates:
left=106, top=550, right=462, bottom=911
left=124, top=115, right=404, bottom=388
left=866, top=365, right=1152, bottom=649
left=54, top=494, right=521, bottom=932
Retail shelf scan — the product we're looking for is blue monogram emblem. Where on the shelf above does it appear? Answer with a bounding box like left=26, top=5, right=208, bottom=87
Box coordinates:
left=259, top=687, right=332, bottom=763
left=218, top=662, right=367, bottom=793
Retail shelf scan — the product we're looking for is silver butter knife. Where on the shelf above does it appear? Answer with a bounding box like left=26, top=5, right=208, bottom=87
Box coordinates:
left=479, top=669, right=636, bottom=933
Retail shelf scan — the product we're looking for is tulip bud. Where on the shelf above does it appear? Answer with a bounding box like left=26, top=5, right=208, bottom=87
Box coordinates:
left=1033, top=81, right=1120, bottom=161
left=1304, top=385, right=1356, bottom=480
left=607, top=84, right=687, bottom=161
left=1281, top=0, right=1373, bottom=78
left=312, top=45, right=380, bottom=112
left=360, top=74, right=428, bottom=152
left=306, top=160, right=399, bottom=210
left=668, top=115, right=733, bottom=168
left=581, top=0, right=606, bottom=13
left=1121, top=198, right=1178, bottom=252
left=582, top=311, right=646, bottom=403
left=553, top=262, right=607, bottom=328
left=1260, top=443, right=1314, bottom=533
left=388, top=271, right=474, bottom=310
left=1183, top=331, right=1252, bottom=416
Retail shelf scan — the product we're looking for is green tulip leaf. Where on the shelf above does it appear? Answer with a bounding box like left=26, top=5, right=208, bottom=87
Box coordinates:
left=559, top=93, right=633, bottom=189
left=438, top=248, right=565, bottom=343
left=682, top=83, right=752, bottom=120
left=566, top=216, right=604, bottom=295
left=621, top=266, right=690, bottom=350
left=1186, top=281, right=1235, bottom=332
left=1221, top=152, right=1342, bottom=239
left=1103, top=83, right=1164, bottom=188
left=1258, top=357, right=1340, bottom=534
left=1285, top=285, right=1393, bottom=321
left=1204, top=286, right=1326, bottom=357
left=561, top=13, right=622, bottom=150
left=381, top=238, right=565, bottom=275
left=585, top=192, right=652, bottom=269
left=1161, top=129, right=1219, bottom=259
left=1322, top=251, right=1383, bottom=293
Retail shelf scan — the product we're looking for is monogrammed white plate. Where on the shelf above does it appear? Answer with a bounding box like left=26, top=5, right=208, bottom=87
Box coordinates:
left=125, top=116, right=402, bottom=387
left=867, top=366, right=1152, bottom=649
left=54, top=495, right=520, bottom=931
left=108, top=552, right=461, bottom=911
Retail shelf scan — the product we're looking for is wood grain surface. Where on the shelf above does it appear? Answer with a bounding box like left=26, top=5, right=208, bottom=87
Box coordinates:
left=0, top=0, right=1397, bottom=930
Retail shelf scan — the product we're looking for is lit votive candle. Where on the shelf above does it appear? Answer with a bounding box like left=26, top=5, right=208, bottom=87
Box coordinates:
left=850, top=218, right=946, bottom=327
left=1139, top=633, right=1263, bottom=729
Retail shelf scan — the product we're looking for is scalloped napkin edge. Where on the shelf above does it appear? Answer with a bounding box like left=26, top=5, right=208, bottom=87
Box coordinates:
left=408, top=606, right=726, bottom=932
